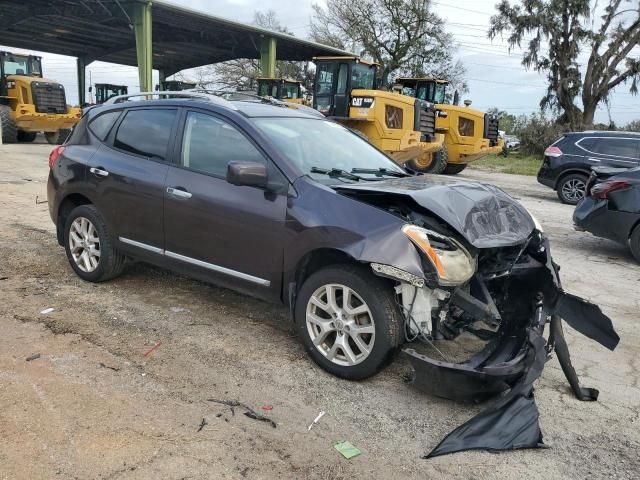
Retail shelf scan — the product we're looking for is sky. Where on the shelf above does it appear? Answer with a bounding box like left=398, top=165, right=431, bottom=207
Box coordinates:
left=2, top=0, right=639, bottom=125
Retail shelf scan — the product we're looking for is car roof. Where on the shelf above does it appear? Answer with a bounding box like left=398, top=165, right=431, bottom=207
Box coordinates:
left=565, top=130, right=640, bottom=137
left=88, top=97, right=320, bottom=120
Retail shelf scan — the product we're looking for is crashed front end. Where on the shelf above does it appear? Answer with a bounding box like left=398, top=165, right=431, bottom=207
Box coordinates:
left=338, top=177, right=619, bottom=458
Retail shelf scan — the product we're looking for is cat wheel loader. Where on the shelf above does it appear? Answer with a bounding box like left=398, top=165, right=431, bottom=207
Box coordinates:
left=395, top=77, right=504, bottom=174
left=311, top=56, right=446, bottom=173
left=159, top=80, right=196, bottom=91
left=257, top=77, right=305, bottom=105
left=93, top=84, right=128, bottom=104
left=0, top=51, right=81, bottom=145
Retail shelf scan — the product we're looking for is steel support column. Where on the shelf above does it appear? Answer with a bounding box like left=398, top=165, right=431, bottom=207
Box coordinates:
left=260, top=36, right=277, bottom=78
left=132, top=1, right=153, bottom=92
left=76, top=57, right=87, bottom=106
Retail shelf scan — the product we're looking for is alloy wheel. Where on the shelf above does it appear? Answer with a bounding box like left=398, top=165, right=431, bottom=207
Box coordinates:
left=306, top=283, right=375, bottom=367
left=562, top=178, right=586, bottom=203
left=69, top=217, right=101, bottom=272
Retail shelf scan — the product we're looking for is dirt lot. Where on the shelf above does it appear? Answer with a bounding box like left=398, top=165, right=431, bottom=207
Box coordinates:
left=1, top=141, right=638, bottom=480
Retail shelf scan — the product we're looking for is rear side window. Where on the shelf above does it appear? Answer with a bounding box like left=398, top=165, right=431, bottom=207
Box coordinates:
left=181, top=111, right=265, bottom=177
left=114, top=109, right=177, bottom=160
left=581, top=137, right=639, bottom=158
left=89, top=111, right=121, bottom=141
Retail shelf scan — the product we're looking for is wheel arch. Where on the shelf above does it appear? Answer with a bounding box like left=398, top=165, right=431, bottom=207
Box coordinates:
left=554, top=168, right=591, bottom=189
left=286, top=248, right=363, bottom=319
left=56, top=193, right=93, bottom=245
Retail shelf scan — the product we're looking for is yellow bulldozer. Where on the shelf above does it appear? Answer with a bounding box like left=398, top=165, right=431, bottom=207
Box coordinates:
left=257, top=77, right=305, bottom=105
left=395, top=77, right=504, bottom=174
left=0, top=51, right=81, bottom=144
left=311, top=56, right=445, bottom=172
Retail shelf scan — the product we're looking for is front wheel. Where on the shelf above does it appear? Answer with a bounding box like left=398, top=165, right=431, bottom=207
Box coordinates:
left=17, top=131, right=37, bottom=142
left=557, top=173, right=587, bottom=205
left=407, top=147, right=448, bottom=174
left=295, top=265, right=402, bottom=380
left=443, top=163, right=467, bottom=175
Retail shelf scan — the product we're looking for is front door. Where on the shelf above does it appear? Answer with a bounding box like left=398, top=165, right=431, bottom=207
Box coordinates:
left=163, top=110, right=288, bottom=299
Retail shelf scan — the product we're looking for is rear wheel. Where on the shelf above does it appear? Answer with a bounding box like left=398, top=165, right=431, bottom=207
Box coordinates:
left=557, top=173, right=588, bottom=205
left=17, top=131, right=37, bottom=142
left=629, top=224, right=640, bottom=264
left=408, top=146, right=448, bottom=174
left=295, top=265, right=402, bottom=380
left=0, top=105, right=17, bottom=144
left=57, top=128, right=72, bottom=144
left=63, top=205, right=126, bottom=282
left=443, top=163, right=467, bottom=175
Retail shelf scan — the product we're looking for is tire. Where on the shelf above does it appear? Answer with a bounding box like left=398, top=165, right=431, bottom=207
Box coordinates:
left=556, top=173, right=588, bottom=205
left=0, top=105, right=17, bottom=144
left=629, top=224, right=640, bottom=264
left=57, top=128, right=72, bottom=144
left=407, top=146, right=448, bottom=174
left=443, top=163, right=467, bottom=175
left=45, top=131, right=60, bottom=145
left=17, top=131, right=37, bottom=142
left=295, top=264, right=402, bottom=380
left=63, top=205, right=126, bottom=282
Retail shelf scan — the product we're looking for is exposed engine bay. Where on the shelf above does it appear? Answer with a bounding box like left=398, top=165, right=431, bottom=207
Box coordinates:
left=336, top=177, right=619, bottom=458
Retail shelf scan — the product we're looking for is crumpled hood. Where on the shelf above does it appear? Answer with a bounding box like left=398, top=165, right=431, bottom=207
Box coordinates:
left=335, top=175, right=535, bottom=248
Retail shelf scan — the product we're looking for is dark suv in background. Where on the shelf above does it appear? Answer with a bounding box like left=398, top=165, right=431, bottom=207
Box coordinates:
left=537, top=131, right=640, bottom=204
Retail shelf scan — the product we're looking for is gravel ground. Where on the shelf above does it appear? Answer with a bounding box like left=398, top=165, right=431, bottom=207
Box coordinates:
left=1, top=142, right=638, bottom=480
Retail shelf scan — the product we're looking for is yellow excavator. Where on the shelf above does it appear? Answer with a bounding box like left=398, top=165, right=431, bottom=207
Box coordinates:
left=257, top=77, right=305, bottom=105
left=395, top=77, right=504, bottom=174
left=311, top=56, right=446, bottom=172
left=0, top=50, right=81, bottom=144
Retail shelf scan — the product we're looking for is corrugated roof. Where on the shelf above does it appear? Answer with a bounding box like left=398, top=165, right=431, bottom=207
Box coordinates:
left=0, top=0, right=351, bottom=74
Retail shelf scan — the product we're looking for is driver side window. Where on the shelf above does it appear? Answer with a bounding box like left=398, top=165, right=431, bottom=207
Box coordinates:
left=181, top=112, right=265, bottom=177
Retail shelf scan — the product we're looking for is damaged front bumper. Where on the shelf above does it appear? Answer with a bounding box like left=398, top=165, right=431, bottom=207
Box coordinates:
left=399, top=234, right=619, bottom=458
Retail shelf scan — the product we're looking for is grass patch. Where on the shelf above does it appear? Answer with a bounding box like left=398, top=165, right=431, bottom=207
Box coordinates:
left=469, top=153, right=543, bottom=176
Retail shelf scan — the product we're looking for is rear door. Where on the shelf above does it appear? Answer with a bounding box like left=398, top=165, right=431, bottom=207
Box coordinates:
left=87, top=107, right=178, bottom=255
left=162, top=109, right=288, bottom=300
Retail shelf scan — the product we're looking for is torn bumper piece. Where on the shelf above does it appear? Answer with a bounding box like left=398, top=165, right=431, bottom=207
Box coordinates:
left=402, top=252, right=619, bottom=458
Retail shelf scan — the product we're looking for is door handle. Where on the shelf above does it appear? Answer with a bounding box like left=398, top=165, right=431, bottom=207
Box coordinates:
left=90, top=167, right=109, bottom=177
left=167, top=187, right=192, bottom=199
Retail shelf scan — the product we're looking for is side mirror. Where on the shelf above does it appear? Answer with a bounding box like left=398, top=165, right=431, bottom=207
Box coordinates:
left=227, top=161, right=268, bottom=188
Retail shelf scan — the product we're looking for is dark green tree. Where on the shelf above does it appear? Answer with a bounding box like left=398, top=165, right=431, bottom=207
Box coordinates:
left=489, top=0, right=640, bottom=129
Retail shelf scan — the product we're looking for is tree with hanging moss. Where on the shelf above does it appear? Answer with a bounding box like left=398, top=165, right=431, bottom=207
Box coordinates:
left=489, top=0, right=640, bottom=130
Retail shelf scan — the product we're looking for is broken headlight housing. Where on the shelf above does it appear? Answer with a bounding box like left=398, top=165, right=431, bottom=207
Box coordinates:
left=402, top=225, right=476, bottom=286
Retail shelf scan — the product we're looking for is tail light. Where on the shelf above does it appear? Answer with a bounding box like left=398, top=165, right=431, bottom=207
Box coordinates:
left=48, top=146, right=65, bottom=169
left=544, top=146, right=562, bottom=157
left=590, top=179, right=631, bottom=200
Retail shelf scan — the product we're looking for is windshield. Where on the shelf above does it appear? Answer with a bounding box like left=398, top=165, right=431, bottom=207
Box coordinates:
left=253, top=118, right=405, bottom=180
left=2, top=54, right=29, bottom=76
left=433, top=83, right=447, bottom=104
left=351, top=63, right=375, bottom=90
left=281, top=82, right=300, bottom=99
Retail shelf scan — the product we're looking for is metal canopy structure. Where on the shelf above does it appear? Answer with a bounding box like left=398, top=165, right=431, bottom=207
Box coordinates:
left=0, top=0, right=351, bottom=104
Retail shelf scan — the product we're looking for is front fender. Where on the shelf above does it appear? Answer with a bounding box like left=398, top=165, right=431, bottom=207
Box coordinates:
left=282, top=177, right=428, bottom=291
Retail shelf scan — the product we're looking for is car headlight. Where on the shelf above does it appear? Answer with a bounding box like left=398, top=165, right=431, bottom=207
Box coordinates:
left=402, top=225, right=476, bottom=286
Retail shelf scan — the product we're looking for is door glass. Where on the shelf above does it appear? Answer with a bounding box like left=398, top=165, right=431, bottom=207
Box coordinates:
left=591, top=138, right=638, bottom=158
left=113, top=109, right=176, bottom=160
left=181, top=112, right=265, bottom=177
left=316, top=63, right=335, bottom=95
left=336, top=64, right=348, bottom=94
left=89, top=111, right=121, bottom=140
left=351, top=63, right=375, bottom=90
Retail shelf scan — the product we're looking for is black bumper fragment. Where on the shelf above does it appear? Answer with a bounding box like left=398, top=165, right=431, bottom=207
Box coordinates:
left=402, top=237, right=619, bottom=458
